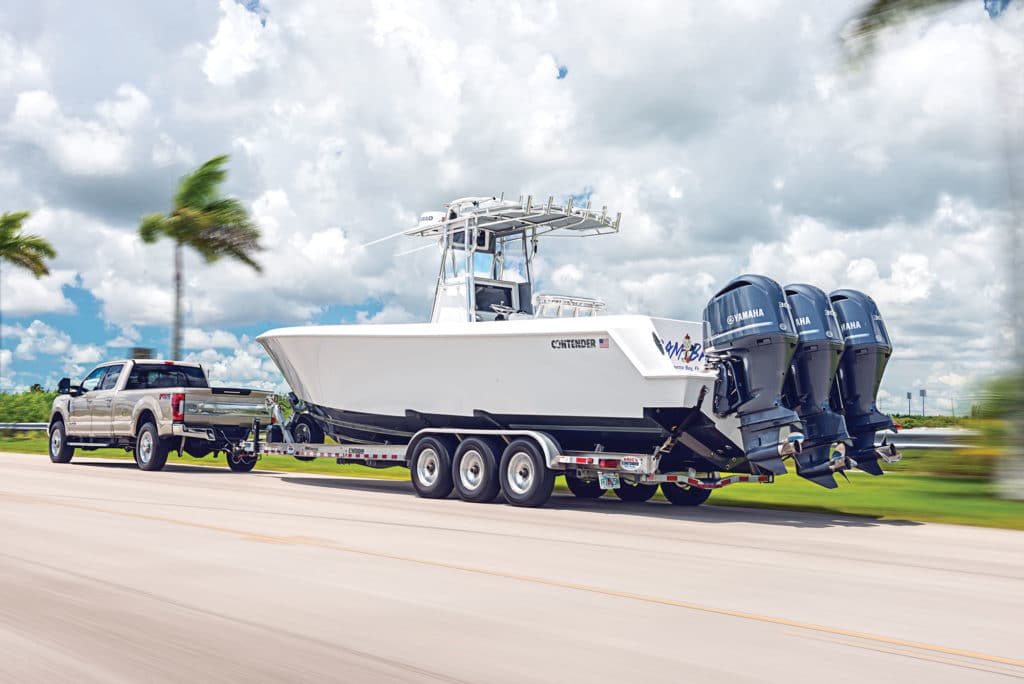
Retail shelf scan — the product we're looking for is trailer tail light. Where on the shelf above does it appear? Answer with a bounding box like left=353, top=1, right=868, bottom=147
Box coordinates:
left=598, top=458, right=618, bottom=469
left=171, top=393, right=185, bottom=422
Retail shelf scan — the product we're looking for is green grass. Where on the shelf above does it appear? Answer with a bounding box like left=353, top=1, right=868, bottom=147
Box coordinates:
left=3, top=434, right=1022, bottom=530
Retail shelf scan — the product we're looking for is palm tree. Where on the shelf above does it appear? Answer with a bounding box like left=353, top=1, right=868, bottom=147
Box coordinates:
left=139, top=154, right=263, bottom=360
left=0, top=211, right=56, bottom=278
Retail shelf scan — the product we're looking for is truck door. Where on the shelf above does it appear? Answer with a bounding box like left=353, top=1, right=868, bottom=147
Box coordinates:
left=67, top=366, right=106, bottom=437
left=91, top=363, right=124, bottom=438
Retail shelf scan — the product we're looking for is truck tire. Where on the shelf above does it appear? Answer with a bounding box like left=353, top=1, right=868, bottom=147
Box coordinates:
left=565, top=473, right=604, bottom=499
left=661, top=482, right=711, bottom=506
left=614, top=481, right=658, bottom=502
left=499, top=439, right=555, bottom=507
left=291, top=414, right=324, bottom=461
left=410, top=437, right=454, bottom=499
left=48, top=420, right=74, bottom=464
left=227, top=451, right=258, bottom=472
left=135, top=422, right=169, bottom=471
left=452, top=438, right=501, bottom=503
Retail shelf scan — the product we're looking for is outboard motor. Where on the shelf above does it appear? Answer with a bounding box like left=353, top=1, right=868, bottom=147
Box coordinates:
left=783, top=284, right=851, bottom=488
left=703, top=275, right=803, bottom=475
left=830, top=289, right=901, bottom=475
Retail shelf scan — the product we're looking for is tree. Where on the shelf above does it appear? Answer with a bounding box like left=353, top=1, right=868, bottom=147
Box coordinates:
left=0, top=211, right=56, bottom=278
left=139, top=154, right=262, bottom=360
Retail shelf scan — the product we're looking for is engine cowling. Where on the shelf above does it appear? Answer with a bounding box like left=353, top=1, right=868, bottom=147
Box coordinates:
left=703, top=275, right=803, bottom=475
left=783, top=283, right=851, bottom=488
left=830, top=289, right=896, bottom=475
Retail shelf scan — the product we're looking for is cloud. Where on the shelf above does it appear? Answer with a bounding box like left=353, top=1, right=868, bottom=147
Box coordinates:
left=6, top=320, right=72, bottom=360
left=6, top=84, right=151, bottom=176
left=0, top=1, right=1020, bottom=411
left=202, top=0, right=282, bottom=85
left=183, top=328, right=240, bottom=349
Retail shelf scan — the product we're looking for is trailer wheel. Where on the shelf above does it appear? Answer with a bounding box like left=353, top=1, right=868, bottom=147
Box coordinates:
left=661, top=482, right=711, bottom=506
left=48, top=420, right=74, bottom=464
left=410, top=437, right=454, bottom=499
left=227, top=451, right=258, bottom=472
left=500, top=439, right=555, bottom=507
left=613, top=481, right=658, bottom=502
left=452, top=438, right=501, bottom=503
left=291, top=415, right=324, bottom=461
left=134, top=422, right=169, bottom=471
left=565, top=473, right=604, bottom=499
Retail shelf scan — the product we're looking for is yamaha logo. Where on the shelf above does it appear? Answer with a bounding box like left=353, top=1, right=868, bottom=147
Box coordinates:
left=726, top=308, right=765, bottom=326
left=841, top=320, right=862, bottom=331
left=795, top=316, right=811, bottom=327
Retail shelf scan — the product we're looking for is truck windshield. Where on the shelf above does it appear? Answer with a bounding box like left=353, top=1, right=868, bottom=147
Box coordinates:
left=125, top=364, right=208, bottom=390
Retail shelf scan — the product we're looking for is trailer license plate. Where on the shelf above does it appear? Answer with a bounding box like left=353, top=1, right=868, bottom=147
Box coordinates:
left=598, top=473, right=620, bottom=490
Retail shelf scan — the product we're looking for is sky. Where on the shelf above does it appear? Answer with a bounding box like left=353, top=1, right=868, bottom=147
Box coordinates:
left=0, top=0, right=1021, bottom=416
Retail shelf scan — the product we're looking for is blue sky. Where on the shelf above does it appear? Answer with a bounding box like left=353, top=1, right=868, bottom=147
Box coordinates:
left=1, top=1, right=1022, bottom=412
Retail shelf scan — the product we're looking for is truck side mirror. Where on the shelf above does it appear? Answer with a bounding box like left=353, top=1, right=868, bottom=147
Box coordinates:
left=58, top=378, right=71, bottom=394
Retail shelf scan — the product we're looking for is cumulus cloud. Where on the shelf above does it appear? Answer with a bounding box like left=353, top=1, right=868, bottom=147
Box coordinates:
left=183, top=328, right=240, bottom=349
left=0, top=0, right=1020, bottom=409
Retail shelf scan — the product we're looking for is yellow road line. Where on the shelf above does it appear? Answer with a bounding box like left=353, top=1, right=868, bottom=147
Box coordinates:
left=787, top=631, right=1024, bottom=679
left=6, top=491, right=1023, bottom=670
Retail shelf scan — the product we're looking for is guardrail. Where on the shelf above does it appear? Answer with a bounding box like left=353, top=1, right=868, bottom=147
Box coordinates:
left=0, top=423, right=47, bottom=431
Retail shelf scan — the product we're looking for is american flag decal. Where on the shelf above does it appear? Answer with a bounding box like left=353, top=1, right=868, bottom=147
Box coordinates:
left=598, top=338, right=609, bottom=348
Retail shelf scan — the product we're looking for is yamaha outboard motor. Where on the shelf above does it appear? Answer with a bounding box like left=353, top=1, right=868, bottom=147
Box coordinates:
left=783, top=284, right=851, bottom=488
left=830, top=289, right=900, bottom=475
left=703, top=275, right=803, bottom=475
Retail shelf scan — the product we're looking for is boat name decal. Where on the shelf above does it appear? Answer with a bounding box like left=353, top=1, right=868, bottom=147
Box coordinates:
left=726, top=308, right=765, bottom=326
left=841, top=320, right=862, bottom=331
left=663, top=334, right=705, bottom=366
left=551, top=338, right=608, bottom=350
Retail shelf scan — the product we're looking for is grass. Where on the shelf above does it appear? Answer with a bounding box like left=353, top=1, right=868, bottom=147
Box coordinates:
left=3, top=433, right=1022, bottom=530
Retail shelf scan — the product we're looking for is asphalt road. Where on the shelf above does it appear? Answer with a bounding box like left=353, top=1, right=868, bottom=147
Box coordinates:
left=0, top=452, right=1021, bottom=683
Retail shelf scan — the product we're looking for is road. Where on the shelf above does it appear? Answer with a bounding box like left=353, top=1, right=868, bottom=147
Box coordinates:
left=0, top=452, right=1021, bottom=683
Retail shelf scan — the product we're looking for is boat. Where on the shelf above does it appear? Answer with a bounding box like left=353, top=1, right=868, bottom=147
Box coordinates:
left=257, top=195, right=901, bottom=494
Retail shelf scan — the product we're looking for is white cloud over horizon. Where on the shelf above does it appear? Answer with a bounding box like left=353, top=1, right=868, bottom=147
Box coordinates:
left=0, top=0, right=1021, bottom=413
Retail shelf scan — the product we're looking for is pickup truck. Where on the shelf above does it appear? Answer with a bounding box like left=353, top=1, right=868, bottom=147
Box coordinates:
left=48, top=359, right=273, bottom=472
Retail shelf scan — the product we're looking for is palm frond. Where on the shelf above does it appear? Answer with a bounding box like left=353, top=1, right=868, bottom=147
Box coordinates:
left=0, top=211, right=57, bottom=278
left=840, top=0, right=965, bottom=63
left=174, top=154, right=230, bottom=210
left=138, top=213, right=170, bottom=244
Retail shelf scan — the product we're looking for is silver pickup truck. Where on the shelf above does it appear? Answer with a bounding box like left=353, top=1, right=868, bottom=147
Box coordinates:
left=48, top=360, right=273, bottom=472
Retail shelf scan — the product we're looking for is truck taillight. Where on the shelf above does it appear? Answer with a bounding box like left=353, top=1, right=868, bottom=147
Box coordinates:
left=598, top=458, right=618, bottom=469
left=171, top=393, right=185, bottom=422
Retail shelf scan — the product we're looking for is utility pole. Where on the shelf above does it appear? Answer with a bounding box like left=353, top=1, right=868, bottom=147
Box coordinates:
left=920, top=389, right=926, bottom=417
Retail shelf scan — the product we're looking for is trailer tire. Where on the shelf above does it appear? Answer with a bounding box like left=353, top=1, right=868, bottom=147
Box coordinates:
left=291, top=415, right=324, bottom=461
left=499, top=439, right=555, bottom=508
left=613, top=481, right=658, bottom=502
left=410, top=437, right=454, bottom=499
left=452, top=438, right=502, bottom=503
left=661, top=482, right=711, bottom=506
left=227, top=451, right=258, bottom=472
left=134, top=422, right=169, bottom=471
left=48, top=420, right=74, bottom=463
left=565, top=473, right=604, bottom=499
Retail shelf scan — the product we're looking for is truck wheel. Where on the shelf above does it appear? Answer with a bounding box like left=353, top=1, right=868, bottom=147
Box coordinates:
left=48, top=421, right=74, bottom=464
left=565, top=473, right=604, bottom=499
left=227, top=451, right=258, bottom=472
left=500, top=439, right=555, bottom=507
left=661, top=482, right=711, bottom=506
left=453, top=438, right=501, bottom=503
left=135, top=422, right=169, bottom=471
left=410, top=437, right=454, bottom=498
left=614, top=481, right=658, bottom=502
left=291, top=414, right=324, bottom=461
